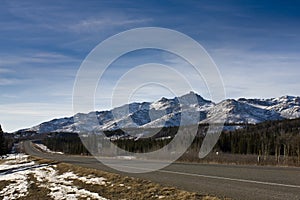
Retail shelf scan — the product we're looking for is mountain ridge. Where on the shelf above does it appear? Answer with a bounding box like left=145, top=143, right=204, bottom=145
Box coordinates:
left=17, top=92, right=300, bottom=134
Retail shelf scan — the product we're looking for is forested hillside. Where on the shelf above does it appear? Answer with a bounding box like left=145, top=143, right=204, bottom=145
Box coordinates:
left=218, top=118, right=300, bottom=161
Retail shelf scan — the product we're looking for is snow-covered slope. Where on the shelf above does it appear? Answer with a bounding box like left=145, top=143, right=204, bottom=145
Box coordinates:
left=238, top=95, right=300, bottom=119
left=204, top=99, right=283, bottom=124
left=19, top=92, right=300, bottom=134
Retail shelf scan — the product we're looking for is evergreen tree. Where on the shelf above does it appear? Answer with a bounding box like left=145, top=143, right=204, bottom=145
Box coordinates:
left=0, top=124, right=7, bottom=155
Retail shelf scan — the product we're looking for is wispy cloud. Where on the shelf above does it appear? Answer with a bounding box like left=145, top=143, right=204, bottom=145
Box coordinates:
left=0, top=78, right=22, bottom=86
left=4, top=0, right=152, bottom=35
left=70, top=17, right=152, bottom=33
left=0, top=94, right=18, bottom=99
left=210, top=47, right=300, bottom=98
left=0, top=52, right=79, bottom=66
left=0, top=68, right=14, bottom=74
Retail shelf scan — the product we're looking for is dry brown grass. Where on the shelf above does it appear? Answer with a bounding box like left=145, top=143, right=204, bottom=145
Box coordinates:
left=180, top=151, right=300, bottom=167
left=0, top=160, right=6, bottom=165
left=31, top=157, right=228, bottom=200
left=56, top=162, right=202, bottom=200
left=29, top=157, right=58, bottom=165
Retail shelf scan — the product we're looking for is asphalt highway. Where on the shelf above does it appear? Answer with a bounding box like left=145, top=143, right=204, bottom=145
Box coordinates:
left=23, top=141, right=300, bottom=200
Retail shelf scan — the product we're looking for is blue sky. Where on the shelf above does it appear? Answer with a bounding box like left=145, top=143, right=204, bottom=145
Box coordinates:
left=0, top=0, right=300, bottom=131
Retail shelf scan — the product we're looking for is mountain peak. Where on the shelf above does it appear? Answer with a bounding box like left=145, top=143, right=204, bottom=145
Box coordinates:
left=178, top=91, right=212, bottom=105
left=279, top=95, right=296, bottom=100
left=158, top=97, right=169, bottom=103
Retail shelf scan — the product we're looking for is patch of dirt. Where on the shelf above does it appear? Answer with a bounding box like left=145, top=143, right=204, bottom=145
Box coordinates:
left=0, top=180, right=15, bottom=191
left=18, top=174, right=52, bottom=200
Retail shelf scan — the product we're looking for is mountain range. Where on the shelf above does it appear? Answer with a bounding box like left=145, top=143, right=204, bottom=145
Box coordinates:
left=18, top=92, right=300, bottom=134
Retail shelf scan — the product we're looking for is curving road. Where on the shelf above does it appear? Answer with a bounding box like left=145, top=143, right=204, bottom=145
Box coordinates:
left=23, top=141, right=300, bottom=200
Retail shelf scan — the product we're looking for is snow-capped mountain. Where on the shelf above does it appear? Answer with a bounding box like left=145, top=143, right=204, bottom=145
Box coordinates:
left=19, top=92, right=300, bottom=134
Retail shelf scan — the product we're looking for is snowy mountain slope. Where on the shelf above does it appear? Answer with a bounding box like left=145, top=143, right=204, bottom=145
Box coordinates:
left=18, top=92, right=300, bottom=134
left=204, top=99, right=283, bottom=124
left=238, top=95, right=300, bottom=119
left=26, top=117, right=75, bottom=133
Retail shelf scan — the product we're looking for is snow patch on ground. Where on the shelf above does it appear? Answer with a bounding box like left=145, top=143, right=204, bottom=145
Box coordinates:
left=0, top=154, right=108, bottom=200
left=41, top=170, right=107, bottom=200
left=0, top=154, right=34, bottom=199
left=34, top=143, right=64, bottom=154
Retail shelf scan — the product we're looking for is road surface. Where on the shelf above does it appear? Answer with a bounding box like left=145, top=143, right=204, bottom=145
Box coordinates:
left=23, top=141, right=300, bottom=200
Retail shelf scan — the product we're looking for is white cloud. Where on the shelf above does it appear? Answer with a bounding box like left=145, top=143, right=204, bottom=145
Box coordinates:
left=210, top=47, right=300, bottom=98
left=0, top=68, right=14, bottom=74
left=0, top=52, right=79, bottom=66
left=0, top=78, right=22, bottom=86
left=5, top=1, right=152, bottom=35
left=70, top=17, right=151, bottom=33
left=0, top=103, right=74, bottom=132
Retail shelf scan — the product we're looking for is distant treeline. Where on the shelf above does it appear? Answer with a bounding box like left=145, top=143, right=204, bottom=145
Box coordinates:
left=0, top=125, right=13, bottom=155
left=43, top=132, right=90, bottom=155
left=42, top=118, right=300, bottom=164
left=217, top=118, right=300, bottom=162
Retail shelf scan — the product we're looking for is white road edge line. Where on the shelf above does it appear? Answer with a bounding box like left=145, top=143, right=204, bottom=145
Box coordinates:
left=159, top=169, right=300, bottom=189
left=107, top=163, right=300, bottom=189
